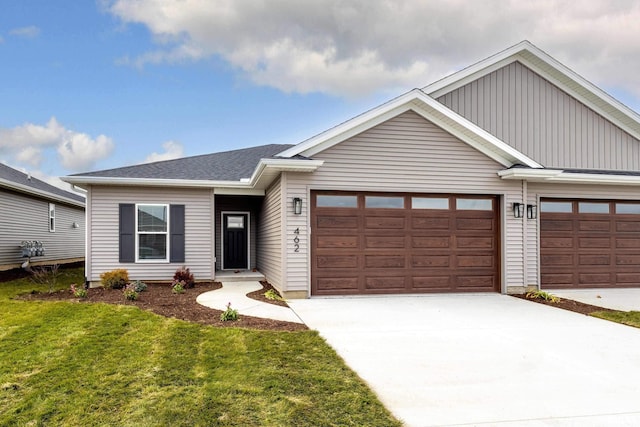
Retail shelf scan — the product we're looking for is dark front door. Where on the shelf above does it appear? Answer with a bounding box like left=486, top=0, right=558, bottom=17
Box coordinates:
left=223, top=213, right=249, bottom=270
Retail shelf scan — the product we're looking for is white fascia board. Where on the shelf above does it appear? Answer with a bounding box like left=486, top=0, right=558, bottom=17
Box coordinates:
left=62, top=158, right=324, bottom=191
left=499, top=168, right=640, bottom=186
left=0, top=178, right=85, bottom=208
left=278, top=88, right=541, bottom=168
left=213, top=188, right=266, bottom=196
left=425, top=41, right=640, bottom=141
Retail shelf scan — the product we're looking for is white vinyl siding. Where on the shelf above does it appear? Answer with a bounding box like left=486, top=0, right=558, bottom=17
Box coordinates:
left=526, top=182, right=640, bottom=287
left=257, top=175, right=283, bottom=290
left=283, top=110, right=525, bottom=294
left=438, top=61, right=640, bottom=171
left=88, top=186, right=213, bottom=282
left=0, top=189, right=84, bottom=269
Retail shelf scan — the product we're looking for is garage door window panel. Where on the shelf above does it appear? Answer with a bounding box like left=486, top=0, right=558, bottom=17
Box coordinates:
left=412, top=197, right=449, bottom=209
left=578, top=202, right=610, bottom=214
left=616, top=203, right=640, bottom=214
left=316, top=195, right=358, bottom=208
left=541, top=201, right=573, bottom=213
left=456, top=198, right=492, bottom=211
left=365, top=196, right=404, bottom=209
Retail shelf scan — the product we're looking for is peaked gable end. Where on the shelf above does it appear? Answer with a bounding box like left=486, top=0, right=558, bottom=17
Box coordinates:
left=437, top=61, right=640, bottom=171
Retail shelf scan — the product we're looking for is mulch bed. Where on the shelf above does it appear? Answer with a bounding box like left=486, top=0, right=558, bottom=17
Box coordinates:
left=18, top=281, right=308, bottom=332
left=511, top=294, right=616, bottom=315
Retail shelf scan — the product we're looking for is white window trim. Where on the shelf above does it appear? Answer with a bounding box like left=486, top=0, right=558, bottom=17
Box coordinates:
left=49, top=203, right=55, bottom=232
left=135, top=203, right=170, bottom=263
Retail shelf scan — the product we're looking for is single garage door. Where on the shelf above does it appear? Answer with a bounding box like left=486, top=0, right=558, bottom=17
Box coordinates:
left=541, top=199, right=640, bottom=289
left=311, top=191, right=500, bottom=295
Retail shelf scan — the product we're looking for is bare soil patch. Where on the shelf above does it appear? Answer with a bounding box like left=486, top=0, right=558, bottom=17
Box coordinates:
left=20, top=281, right=307, bottom=332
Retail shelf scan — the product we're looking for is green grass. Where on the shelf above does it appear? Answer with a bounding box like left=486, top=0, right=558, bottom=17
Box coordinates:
left=0, top=268, right=401, bottom=426
left=591, top=310, right=640, bottom=329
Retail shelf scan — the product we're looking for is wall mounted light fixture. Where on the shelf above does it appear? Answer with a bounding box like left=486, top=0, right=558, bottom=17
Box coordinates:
left=293, top=197, right=302, bottom=215
left=72, top=222, right=80, bottom=229
left=512, top=202, right=524, bottom=218
left=527, top=204, right=537, bottom=219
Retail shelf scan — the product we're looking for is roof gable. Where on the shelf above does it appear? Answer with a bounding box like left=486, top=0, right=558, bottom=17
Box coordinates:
left=278, top=89, right=542, bottom=169
left=424, top=40, right=640, bottom=142
left=0, top=163, right=85, bottom=207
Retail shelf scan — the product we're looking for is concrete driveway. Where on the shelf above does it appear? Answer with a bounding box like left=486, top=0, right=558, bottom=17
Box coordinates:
left=289, top=294, right=640, bottom=427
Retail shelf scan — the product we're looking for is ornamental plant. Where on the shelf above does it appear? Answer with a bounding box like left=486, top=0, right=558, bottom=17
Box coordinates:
left=132, top=280, right=148, bottom=292
left=220, top=302, right=239, bottom=321
left=171, top=280, right=185, bottom=294
left=100, top=269, right=129, bottom=289
left=70, top=284, right=87, bottom=298
left=173, top=266, right=195, bottom=288
left=123, top=284, right=139, bottom=301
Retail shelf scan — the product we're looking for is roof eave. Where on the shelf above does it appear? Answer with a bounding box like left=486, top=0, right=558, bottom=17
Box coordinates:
left=1, top=178, right=85, bottom=208
left=498, top=168, right=640, bottom=186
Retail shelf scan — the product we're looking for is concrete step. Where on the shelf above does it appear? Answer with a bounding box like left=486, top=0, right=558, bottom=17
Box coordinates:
left=215, top=270, right=266, bottom=282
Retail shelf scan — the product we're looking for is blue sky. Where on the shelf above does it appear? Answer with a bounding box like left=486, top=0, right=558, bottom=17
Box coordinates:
left=2, top=1, right=640, bottom=191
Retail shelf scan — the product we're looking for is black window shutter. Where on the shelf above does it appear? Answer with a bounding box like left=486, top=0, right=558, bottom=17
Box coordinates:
left=119, top=204, right=135, bottom=263
left=170, top=204, right=185, bottom=263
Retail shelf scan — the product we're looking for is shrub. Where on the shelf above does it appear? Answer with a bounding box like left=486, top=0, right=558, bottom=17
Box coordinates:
left=100, top=269, right=129, bottom=289
left=172, top=280, right=185, bottom=294
left=173, top=266, right=195, bottom=288
left=28, top=264, right=60, bottom=294
left=132, top=280, right=147, bottom=292
left=70, top=284, right=87, bottom=298
left=220, top=302, right=239, bottom=321
left=526, top=290, right=560, bottom=303
left=264, top=288, right=284, bottom=301
left=123, top=284, right=139, bottom=301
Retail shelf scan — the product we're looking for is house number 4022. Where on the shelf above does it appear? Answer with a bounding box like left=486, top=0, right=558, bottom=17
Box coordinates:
left=293, top=228, right=300, bottom=252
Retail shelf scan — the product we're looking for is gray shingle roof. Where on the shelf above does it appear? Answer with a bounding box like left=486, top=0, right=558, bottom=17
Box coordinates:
left=0, top=163, right=85, bottom=203
left=71, top=144, right=295, bottom=181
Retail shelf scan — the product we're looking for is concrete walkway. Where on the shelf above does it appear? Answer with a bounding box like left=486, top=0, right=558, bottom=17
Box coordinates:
left=196, top=281, right=304, bottom=324
left=552, top=288, right=640, bottom=311
left=289, top=294, right=640, bottom=427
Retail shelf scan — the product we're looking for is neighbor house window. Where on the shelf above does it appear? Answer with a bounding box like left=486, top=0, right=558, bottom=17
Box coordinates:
left=136, top=204, right=169, bottom=261
left=49, top=203, right=55, bottom=232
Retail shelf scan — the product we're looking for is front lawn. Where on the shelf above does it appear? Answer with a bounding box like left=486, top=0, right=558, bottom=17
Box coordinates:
left=0, top=268, right=401, bottom=426
left=591, top=310, right=640, bottom=328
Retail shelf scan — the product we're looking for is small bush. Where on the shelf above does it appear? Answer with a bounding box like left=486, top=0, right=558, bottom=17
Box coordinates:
left=173, top=266, right=195, bottom=288
left=132, top=280, right=147, bottom=292
left=526, top=290, right=560, bottom=303
left=29, top=264, right=60, bottom=294
left=172, top=280, right=185, bottom=294
left=264, top=288, right=284, bottom=301
left=123, top=284, right=139, bottom=301
left=100, top=269, right=129, bottom=289
left=70, top=284, right=87, bottom=298
left=220, top=302, right=239, bottom=321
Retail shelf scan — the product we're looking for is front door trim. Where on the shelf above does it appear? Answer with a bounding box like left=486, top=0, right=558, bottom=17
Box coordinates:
left=221, top=211, right=250, bottom=270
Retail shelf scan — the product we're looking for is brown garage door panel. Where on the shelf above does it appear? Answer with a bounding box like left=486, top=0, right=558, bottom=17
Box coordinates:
left=541, top=198, right=640, bottom=289
left=312, top=191, right=500, bottom=295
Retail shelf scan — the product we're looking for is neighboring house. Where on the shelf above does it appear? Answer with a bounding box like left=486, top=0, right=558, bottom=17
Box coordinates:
left=0, top=163, right=85, bottom=271
left=64, top=41, right=640, bottom=297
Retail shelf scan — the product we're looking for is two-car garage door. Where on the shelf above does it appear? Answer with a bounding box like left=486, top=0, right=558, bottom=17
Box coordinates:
left=541, top=199, right=640, bottom=289
left=311, top=191, right=500, bottom=296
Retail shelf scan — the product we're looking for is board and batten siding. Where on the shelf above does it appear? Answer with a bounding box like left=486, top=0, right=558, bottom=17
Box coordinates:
left=526, top=182, right=640, bottom=287
left=88, top=186, right=214, bottom=282
left=257, top=175, right=283, bottom=290
left=283, top=110, right=525, bottom=295
left=437, top=61, right=640, bottom=171
left=0, top=189, right=85, bottom=269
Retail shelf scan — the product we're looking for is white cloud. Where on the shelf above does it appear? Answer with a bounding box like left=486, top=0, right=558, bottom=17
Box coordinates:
left=143, top=140, right=184, bottom=163
left=108, top=0, right=640, bottom=99
left=0, top=117, right=114, bottom=172
left=9, top=25, right=41, bottom=38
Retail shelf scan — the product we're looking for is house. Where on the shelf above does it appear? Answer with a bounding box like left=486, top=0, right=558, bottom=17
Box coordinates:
left=0, top=163, right=85, bottom=271
left=63, top=41, right=640, bottom=297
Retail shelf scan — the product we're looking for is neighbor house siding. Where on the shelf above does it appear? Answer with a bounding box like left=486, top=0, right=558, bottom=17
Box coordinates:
left=0, top=189, right=84, bottom=270
left=283, top=110, right=524, bottom=295
left=88, top=186, right=214, bottom=282
left=526, top=182, right=640, bottom=287
left=257, top=175, right=283, bottom=290
left=437, top=61, right=640, bottom=171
